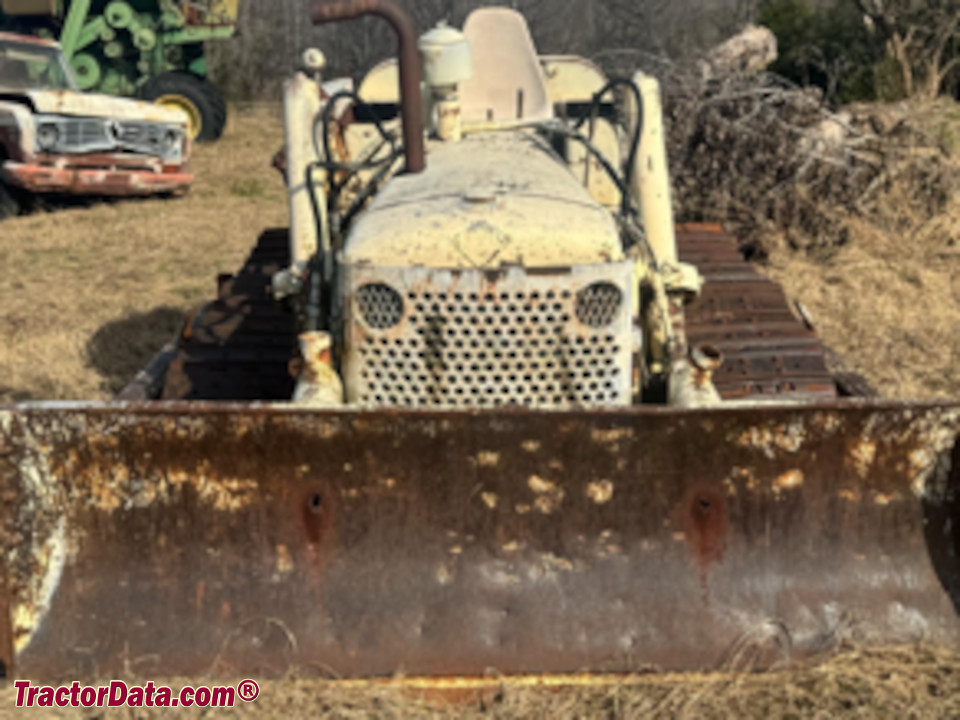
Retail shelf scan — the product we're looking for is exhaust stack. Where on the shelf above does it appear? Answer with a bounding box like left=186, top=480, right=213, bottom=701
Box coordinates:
left=311, top=0, right=425, bottom=173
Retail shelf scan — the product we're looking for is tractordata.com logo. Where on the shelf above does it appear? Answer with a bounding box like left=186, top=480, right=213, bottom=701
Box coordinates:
left=14, top=680, right=260, bottom=708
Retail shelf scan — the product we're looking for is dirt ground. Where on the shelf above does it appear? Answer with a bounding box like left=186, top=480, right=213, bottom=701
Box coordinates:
left=3, top=104, right=960, bottom=716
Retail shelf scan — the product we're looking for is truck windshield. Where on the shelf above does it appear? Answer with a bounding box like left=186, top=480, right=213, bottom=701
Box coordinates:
left=0, top=41, right=77, bottom=91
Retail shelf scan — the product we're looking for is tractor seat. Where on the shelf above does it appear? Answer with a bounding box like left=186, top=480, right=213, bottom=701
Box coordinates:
left=460, top=8, right=553, bottom=125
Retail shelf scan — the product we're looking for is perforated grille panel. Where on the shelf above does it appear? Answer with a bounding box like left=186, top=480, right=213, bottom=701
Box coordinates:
left=344, top=264, right=635, bottom=409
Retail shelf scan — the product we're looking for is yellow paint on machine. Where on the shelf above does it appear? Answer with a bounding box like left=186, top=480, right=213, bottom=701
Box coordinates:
left=342, top=131, right=623, bottom=270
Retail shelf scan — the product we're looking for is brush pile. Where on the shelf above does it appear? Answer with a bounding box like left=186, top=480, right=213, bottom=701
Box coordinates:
left=636, top=28, right=959, bottom=255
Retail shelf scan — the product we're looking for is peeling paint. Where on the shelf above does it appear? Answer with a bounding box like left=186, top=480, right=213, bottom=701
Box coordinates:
left=276, top=544, right=294, bottom=575
left=528, top=475, right=565, bottom=514
left=773, top=469, right=804, bottom=493
left=585, top=480, right=614, bottom=505
left=811, top=411, right=844, bottom=434
left=728, top=466, right=756, bottom=491
left=528, top=475, right=558, bottom=495
left=476, top=451, right=501, bottom=467
left=526, top=552, right=575, bottom=580
left=435, top=564, right=454, bottom=586
left=847, top=439, right=877, bottom=479
left=873, top=492, right=899, bottom=506
left=11, top=516, right=66, bottom=657
left=733, top=421, right=806, bottom=457
left=590, top=428, right=634, bottom=444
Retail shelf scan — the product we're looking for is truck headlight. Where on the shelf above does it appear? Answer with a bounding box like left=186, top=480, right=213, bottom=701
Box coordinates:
left=162, top=128, right=182, bottom=155
left=36, top=123, right=60, bottom=151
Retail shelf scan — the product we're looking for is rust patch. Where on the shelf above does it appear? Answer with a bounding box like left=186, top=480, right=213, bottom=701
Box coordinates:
left=773, top=469, right=805, bottom=494
left=585, top=480, right=614, bottom=505
left=300, top=488, right=335, bottom=548
left=679, top=485, right=729, bottom=599
left=3, top=160, right=192, bottom=197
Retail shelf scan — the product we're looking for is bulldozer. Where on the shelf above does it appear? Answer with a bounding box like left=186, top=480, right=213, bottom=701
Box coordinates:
left=3, top=0, right=960, bottom=685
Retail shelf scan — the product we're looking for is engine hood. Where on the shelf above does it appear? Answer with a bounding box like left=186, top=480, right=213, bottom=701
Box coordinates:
left=343, top=131, right=624, bottom=270
left=4, top=88, right=188, bottom=126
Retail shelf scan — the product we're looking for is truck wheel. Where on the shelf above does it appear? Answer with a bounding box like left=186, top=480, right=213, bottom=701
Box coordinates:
left=0, top=183, right=20, bottom=221
left=137, top=73, right=227, bottom=143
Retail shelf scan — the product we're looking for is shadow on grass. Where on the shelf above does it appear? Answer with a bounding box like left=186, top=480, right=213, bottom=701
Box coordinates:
left=87, top=307, right=187, bottom=396
left=0, top=386, right=34, bottom=403
left=10, top=192, right=184, bottom=222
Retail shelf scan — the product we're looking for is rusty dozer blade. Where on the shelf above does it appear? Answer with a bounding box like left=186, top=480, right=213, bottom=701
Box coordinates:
left=2, top=401, right=960, bottom=681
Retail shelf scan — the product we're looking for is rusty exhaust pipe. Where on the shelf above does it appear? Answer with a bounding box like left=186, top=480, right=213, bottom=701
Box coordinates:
left=311, top=0, right=425, bottom=174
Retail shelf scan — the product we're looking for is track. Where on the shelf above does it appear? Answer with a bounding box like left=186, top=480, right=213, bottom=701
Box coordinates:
left=156, top=224, right=840, bottom=403
left=160, top=228, right=298, bottom=401
left=677, top=223, right=838, bottom=402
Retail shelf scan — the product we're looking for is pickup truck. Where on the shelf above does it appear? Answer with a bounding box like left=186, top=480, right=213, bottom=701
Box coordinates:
left=0, top=31, right=193, bottom=218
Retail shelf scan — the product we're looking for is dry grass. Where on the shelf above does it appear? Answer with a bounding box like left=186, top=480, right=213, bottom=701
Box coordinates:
left=766, top=193, right=960, bottom=399
left=0, top=644, right=959, bottom=718
left=3, top=102, right=960, bottom=716
left=758, top=98, right=960, bottom=399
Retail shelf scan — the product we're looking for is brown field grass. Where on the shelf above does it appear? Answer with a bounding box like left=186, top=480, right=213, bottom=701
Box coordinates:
left=3, top=103, right=960, bottom=716
left=0, top=644, right=959, bottom=718
left=766, top=200, right=960, bottom=399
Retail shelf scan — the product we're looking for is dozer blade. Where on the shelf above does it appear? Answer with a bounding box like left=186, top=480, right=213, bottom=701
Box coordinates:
left=2, top=401, right=960, bottom=680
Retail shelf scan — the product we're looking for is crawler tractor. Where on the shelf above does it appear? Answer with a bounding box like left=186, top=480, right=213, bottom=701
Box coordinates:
left=2, top=0, right=960, bottom=684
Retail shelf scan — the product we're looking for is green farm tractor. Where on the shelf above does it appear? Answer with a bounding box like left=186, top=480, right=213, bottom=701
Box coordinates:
left=0, top=0, right=237, bottom=140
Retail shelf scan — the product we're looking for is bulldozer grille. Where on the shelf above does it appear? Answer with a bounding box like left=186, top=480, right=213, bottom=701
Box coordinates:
left=342, top=263, right=636, bottom=408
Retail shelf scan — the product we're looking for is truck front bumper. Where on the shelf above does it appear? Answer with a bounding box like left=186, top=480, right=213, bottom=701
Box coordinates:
left=1, top=159, right=193, bottom=197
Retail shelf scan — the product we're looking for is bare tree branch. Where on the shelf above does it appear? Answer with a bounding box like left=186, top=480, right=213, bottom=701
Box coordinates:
left=852, top=0, right=960, bottom=99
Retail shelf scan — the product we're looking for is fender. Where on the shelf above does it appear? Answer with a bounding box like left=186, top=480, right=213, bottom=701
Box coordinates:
left=0, top=100, right=35, bottom=164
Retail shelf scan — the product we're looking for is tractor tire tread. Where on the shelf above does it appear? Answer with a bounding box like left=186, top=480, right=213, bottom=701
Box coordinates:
left=137, top=72, right=227, bottom=142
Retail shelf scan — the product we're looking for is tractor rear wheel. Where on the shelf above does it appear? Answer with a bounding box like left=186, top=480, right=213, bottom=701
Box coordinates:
left=137, top=72, right=227, bottom=143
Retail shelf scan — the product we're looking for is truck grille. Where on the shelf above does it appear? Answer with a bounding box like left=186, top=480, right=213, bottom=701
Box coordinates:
left=62, top=118, right=109, bottom=147
left=35, top=115, right=184, bottom=160
left=344, top=264, right=635, bottom=409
